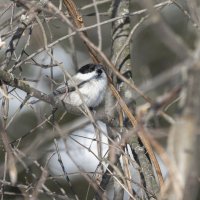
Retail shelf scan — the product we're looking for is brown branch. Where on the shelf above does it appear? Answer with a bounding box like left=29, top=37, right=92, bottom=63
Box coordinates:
left=30, top=168, right=48, bottom=200
left=63, top=0, right=99, bottom=63
left=0, top=84, right=17, bottom=185
left=166, top=61, right=200, bottom=200
left=0, top=68, right=54, bottom=104
left=137, top=0, right=192, bottom=60
left=54, top=139, right=79, bottom=200
left=5, top=0, right=48, bottom=63
left=0, top=68, right=81, bottom=114
left=47, top=2, right=164, bottom=197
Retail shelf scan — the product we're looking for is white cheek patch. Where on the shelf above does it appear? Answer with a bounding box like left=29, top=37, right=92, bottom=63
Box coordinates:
left=61, top=70, right=107, bottom=107
left=76, top=72, right=96, bottom=81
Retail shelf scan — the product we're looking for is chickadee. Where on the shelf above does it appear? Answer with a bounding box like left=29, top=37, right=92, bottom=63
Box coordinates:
left=52, top=63, right=108, bottom=108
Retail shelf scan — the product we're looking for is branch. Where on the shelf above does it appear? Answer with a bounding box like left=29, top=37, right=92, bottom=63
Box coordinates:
left=166, top=47, right=200, bottom=200
left=137, top=0, right=192, bottom=60
left=111, top=0, right=161, bottom=198
left=0, top=69, right=81, bottom=114
left=6, top=0, right=48, bottom=62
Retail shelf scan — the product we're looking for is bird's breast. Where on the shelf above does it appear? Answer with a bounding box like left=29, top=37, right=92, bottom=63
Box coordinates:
left=62, top=78, right=107, bottom=107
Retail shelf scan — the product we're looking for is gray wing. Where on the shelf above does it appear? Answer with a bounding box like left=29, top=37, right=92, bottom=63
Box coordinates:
left=52, top=76, right=87, bottom=96
left=30, top=76, right=86, bottom=104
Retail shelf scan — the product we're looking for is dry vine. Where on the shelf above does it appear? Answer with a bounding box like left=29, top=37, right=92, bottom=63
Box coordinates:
left=0, top=0, right=200, bottom=200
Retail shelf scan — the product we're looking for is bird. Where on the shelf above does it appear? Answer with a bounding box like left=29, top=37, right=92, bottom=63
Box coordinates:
left=52, top=63, right=108, bottom=108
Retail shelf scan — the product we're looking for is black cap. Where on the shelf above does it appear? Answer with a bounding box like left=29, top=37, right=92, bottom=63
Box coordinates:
left=78, top=63, right=102, bottom=74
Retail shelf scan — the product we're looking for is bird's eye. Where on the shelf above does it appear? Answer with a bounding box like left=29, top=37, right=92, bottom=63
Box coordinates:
left=97, top=69, right=102, bottom=76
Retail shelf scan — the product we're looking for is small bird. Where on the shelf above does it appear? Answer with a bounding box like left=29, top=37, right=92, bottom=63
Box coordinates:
left=52, top=63, right=108, bottom=108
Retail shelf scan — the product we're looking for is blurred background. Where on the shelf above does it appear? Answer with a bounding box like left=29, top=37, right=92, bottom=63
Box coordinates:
left=0, top=0, right=198, bottom=199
